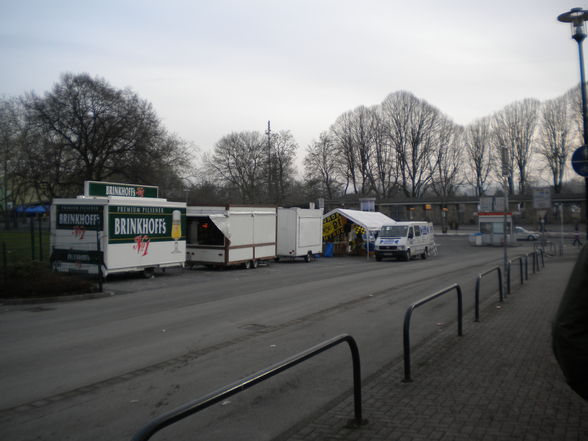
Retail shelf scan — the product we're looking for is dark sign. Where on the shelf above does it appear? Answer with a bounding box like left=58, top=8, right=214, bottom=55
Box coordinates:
left=571, top=145, right=588, bottom=177
left=56, top=205, right=103, bottom=230
left=84, top=181, right=159, bottom=198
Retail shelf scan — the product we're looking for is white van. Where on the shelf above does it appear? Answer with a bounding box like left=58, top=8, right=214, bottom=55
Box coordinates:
left=374, top=221, right=436, bottom=261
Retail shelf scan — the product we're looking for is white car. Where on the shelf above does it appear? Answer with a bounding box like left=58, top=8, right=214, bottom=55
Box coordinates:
left=514, top=226, right=541, bottom=241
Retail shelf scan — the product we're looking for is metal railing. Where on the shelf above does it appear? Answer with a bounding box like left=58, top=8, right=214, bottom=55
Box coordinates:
left=507, top=255, right=526, bottom=295
left=130, top=334, right=366, bottom=441
left=527, top=249, right=544, bottom=275
left=402, top=283, right=463, bottom=382
left=474, top=266, right=503, bottom=322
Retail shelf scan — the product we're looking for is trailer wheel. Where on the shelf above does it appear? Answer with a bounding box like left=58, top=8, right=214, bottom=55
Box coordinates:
left=251, top=259, right=258, bottom=269
left=143, top=267, right=155, bottom=278
left=304, top=252, right=312, bottom=263
left=243, top=261, right=251, bottom=270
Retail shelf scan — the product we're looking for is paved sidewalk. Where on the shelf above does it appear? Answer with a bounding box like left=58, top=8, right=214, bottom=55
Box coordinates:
left=279, top=249, right=588, bottom=441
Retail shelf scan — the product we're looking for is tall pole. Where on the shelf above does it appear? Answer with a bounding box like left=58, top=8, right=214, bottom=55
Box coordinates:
left=576, top=35, right=588, bottom=240
left=501, top=146, right=509, bottom=294
left=559, top=8, right=588, bottom=240
left=266, top=121, right=271, bottom=203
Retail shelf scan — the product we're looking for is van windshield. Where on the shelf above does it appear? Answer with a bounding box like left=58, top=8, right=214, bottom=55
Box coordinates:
left=380, top=225, right=408, bottom=237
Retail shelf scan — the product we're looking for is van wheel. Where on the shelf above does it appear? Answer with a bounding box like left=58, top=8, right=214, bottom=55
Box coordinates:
left=143, top=267, right=155, bottom=278
left=251, top=259, right=258, bottom=269
left=421, top=248, right=428, bottom=260
left=375, top=254, right=382, bottom=262
left=404, top=250, right=411, bottom=261
left=304, top=252, right=312, bottom=263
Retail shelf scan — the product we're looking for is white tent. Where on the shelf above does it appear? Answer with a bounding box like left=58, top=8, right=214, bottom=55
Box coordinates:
left=323, top=208, right=395, bottom=259
left=323, top=208, right=395, bottom=233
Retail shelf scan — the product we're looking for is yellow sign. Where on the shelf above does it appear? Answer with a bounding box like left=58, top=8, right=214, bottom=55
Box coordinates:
left=323, top=213, right=347, bottom=241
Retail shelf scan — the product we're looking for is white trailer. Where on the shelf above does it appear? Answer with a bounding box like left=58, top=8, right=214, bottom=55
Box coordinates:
left=186, top=205, right=276, bottom=269
left=276, top=207, right=323, bottom=262
left=50, top=182, right=186, bottom=277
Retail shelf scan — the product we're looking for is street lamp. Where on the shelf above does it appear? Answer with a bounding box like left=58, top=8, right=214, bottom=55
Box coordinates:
left=558, top=7, right=588, bottom=240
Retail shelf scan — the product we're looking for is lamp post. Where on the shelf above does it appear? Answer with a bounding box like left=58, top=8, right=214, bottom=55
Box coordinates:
left=558, top=7, right=588, bottom=240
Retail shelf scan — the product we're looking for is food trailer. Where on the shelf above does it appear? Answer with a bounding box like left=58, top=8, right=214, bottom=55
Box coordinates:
left=276, top=207, right=323, bottom=262
left=186, top=205, right=277, bottom=268
left=50, top=181, right=186, bottom=277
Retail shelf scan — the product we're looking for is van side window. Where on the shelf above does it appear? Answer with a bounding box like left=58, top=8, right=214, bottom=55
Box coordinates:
left=415, top=226, right=421, bottom=237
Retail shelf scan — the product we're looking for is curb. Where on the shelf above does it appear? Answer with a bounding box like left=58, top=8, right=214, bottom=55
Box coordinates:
left=1, top=291, right=115, bottom=305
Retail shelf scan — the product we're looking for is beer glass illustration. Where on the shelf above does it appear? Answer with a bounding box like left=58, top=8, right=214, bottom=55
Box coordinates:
left=171, top=210, right=182, bottom=253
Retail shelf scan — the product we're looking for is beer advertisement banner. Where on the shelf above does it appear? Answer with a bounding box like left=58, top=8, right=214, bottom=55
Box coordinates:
left=85, top=181, right=159, bottom=198
left=56, top=205, right=103, bottom=230
left=108, top=206, right=186, bottom=244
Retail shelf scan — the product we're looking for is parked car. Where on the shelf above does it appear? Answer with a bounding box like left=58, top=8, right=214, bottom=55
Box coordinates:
left=514, top=226, right=541, bottom=241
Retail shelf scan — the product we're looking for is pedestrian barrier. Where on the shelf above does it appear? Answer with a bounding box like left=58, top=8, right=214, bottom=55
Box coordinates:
left=507, top=255, right=526, bottom=295
left=402, top=283, right=463, bottom=382
left=130, top=334, right=366, bottom=441
left=527, top=249, right=544, bottom=275
left=474, top=266, right=503, bottom=322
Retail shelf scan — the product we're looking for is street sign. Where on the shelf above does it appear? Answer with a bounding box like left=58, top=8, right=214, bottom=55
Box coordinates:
left=571, top=145, right=588, bottom=177
left=533, top=188, right=552, bottom=209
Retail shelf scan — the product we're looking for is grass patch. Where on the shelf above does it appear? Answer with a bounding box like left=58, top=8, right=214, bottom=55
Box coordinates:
left=0, top=229, right=50, bottom=264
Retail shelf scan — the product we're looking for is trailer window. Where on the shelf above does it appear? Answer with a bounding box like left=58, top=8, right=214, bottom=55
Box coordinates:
left=187, top=217, right=224, bottom=246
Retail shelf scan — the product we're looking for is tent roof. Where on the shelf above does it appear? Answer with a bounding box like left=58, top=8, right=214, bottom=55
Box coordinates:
left=324, top=208, right=395, bottom=231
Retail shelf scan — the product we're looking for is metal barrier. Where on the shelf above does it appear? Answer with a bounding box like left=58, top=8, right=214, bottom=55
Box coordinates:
left=474, top=266, right=503, bottom=322
left=402, top=283, right=463, bottom=382
left=130, top=334, right=366, bottom=441
left=527, top=251, right=541, bottom=274
left=507, top=255, right=526, bottom=295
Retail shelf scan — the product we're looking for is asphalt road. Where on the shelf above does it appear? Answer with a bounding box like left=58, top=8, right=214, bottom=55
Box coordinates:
left=0, top=236, right=539, bottom=441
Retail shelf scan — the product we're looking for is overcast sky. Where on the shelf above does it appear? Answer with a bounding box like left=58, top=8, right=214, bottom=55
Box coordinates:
left=0, top=0, right=582, bottom=167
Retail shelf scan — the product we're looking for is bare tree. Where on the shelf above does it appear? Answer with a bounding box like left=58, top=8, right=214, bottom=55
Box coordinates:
left=330, top=106, right=376, bottom=195
left=537, top=95, right=574, bottom=193
left=20, top=73, right=191, bottom=200
left=463, top=117, right=493, bottom=196
left=369, top=106, right=398, bottom=199
left=269, top=130, right=298, bottom=204
left=492, top=99, right=540, bottom=195
left=303, top=132, right=342, bottom=200
left=0, top=97, right=27, bottom=226
left=381, top=91, right=441, bottom=198
left=430, top=118, right=463, bottom=199
left=206, top=131, right=266, bottom=203
left=565, top=84, right=586, bottom=143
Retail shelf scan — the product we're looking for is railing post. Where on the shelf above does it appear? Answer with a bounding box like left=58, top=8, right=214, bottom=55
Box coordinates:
left=524, top=255, right=529, bottom=280
left=497, top=267, right=503, bottom=302
left=130, top=334, right=366, bottom=441
left=456, top=284, right=463, bottom=337
left=518, top=257, right=524, bottom=285
left=507, top=261, right=512, bottom=295
left=346, top=336, right=364, bottom=427
left=474, top=266, right=503, bottom=322
left=474, top=275, right=482, bottom=322
left=403, top=284, right=462, bottom=382
left=403, top=306, right=415, bottom=382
